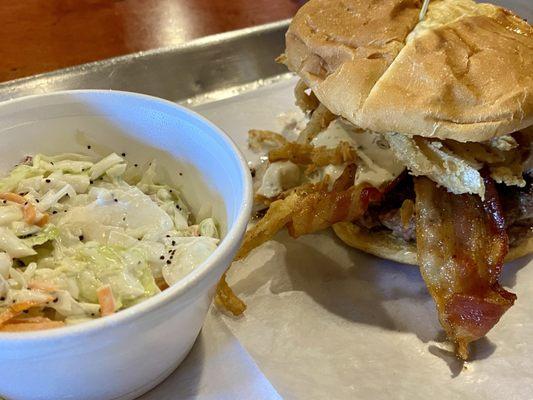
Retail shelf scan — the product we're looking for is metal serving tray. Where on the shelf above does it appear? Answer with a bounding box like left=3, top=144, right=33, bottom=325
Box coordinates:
left=0, top=20, right=292, bottom=105
left=0, top=0, right=531, bottom=103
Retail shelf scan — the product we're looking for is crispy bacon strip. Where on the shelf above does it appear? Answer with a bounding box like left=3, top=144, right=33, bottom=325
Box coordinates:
left=287, top=184, right=381, bottom=238
left=414, top=175, right=515, bottom=359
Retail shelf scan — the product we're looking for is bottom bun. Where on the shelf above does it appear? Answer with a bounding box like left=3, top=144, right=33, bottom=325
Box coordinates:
left=333, top=222, right=533, bottom=265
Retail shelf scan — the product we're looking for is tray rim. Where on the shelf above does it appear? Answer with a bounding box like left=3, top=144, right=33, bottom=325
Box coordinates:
left=0, top=19, right=291, bottom=90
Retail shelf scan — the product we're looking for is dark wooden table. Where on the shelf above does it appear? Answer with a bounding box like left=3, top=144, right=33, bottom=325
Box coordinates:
left=0, top=0, right=304, bottom=83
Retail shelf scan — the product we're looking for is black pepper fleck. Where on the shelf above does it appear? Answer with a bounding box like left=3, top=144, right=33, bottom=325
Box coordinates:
left=87, top=145, right=92, bottom=150
left=52, top=211, right=58, bottom=215
left=166, top=260, right=171, bottom=265
left=90, top=180, right=94, bottom=184
left=79, top=235, right=84, bottom=241
left=179, top=172, right=183, bottom=176
left=134, top=164, right=138, bottom=167
left=45, top=179, right=51, bottom=183
left=53, top=298, right=59, bottom=303
left=171, top=240, right=176, bottom=246
left=121, top=152, right=126, bottom=157
left=35, top=199, right=40, bottom=203
left=0, top=297, right=5, bottom=301
left=114, top=198, right=118, bottom=203
left=160, top=256, right=165, bottom=260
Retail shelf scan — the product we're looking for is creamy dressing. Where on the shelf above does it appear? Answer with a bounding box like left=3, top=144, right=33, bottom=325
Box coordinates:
left=307, top=164, right=348, bottom=187
left=256, top=161, right=301, bottom=198
left=255, top=118, right=405, bottom=199
left=312, top=120, right=405, bottom=188
left=276, top=110, right=307, bottom=138
left=0, top=153, right=220, bottom=324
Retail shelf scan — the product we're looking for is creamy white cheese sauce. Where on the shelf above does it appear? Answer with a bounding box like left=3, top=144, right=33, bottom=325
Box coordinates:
left=256, top=161, right=301, bottom=198
left=312, top=120, right=405, bottom=188
left=256, top=118, right=405, bottom=199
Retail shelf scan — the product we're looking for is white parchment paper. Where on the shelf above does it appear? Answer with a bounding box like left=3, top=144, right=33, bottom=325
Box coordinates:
left=139, top=311, right=282, bottom=400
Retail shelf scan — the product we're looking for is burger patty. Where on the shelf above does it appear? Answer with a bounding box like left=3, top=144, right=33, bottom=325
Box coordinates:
left=358, top=172, right=533, bottom=246
left=501, top=173, right=533, bottom=245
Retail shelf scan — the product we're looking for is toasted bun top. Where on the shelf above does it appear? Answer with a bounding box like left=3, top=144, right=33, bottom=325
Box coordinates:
left=285, top=0, right=533, bottom=142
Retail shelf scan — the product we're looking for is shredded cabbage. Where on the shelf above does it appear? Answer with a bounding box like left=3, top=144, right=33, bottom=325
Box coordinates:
left=0, top=153, right=219, bottom=325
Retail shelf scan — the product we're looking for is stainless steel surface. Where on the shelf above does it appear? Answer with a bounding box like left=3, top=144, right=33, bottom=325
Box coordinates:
left=0, top=0, right=530, bottom=106
left=0, top=20, right=291, bottom=103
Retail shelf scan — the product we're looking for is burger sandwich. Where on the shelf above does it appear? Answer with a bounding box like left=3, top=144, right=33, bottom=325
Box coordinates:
left=216, top=0, right=533, bottom=359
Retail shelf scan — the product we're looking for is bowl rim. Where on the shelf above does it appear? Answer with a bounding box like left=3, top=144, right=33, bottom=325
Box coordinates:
left=0, top=89, right=253, bottom=343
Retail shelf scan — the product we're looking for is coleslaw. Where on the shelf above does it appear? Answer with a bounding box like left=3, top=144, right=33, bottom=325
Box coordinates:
left=0, top=153, right=219, bottom=330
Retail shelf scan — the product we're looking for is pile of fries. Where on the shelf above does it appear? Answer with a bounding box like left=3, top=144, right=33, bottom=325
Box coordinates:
left=215, top=82, right=384, bottom=315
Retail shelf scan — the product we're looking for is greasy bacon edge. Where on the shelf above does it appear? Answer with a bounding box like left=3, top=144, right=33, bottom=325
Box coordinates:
left=414, top=175, right=515, bottom=359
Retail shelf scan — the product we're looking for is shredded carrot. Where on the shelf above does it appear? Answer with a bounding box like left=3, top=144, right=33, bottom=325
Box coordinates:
left=36, top=213, right=49, bottom=227
left=0, top=297, right=54, bottom=326
left=155, top=277, right=169, bottom=291
left=0, top=192, right=49, bottom=226
left=28, top=280, right=58, bottom=292
left=10, top=316, right=53, bottom=324
left=0, top=309, right=18, bottom=325
left=23, top=203, right=37, bottom=224
left=0, top=192, right=26, bottom=204
left=0, top=320, right=64, bottom=332
left=97, top=285, right=116, bottom=317
left=21, top=202, right=49, bottom=226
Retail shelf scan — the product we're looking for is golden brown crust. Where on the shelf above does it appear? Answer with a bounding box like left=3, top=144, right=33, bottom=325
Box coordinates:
left=332, top=222, right=532, bottom=265
left=285, top=0, right=422, bottom=119
left=285, top=0, right=533, bottom=142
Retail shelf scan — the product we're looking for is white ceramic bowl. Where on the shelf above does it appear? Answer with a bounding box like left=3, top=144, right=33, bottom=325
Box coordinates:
left=0, top=91, right=252, bottom=400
